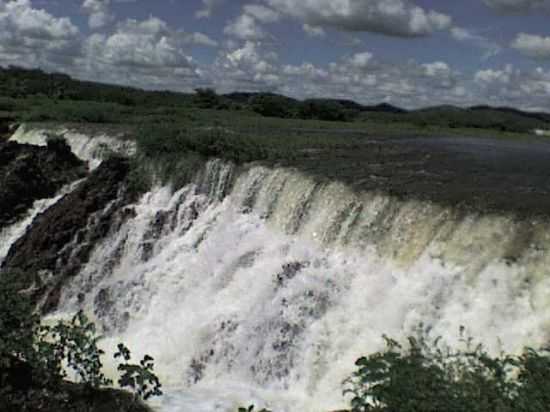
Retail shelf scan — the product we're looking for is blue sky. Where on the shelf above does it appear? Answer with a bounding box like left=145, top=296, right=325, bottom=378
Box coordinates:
left=3, top=0, right=550, bottom=109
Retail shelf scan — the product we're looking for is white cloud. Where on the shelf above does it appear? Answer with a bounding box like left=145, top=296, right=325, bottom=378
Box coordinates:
left=224, top=4, right=280, bottom=41
left=0, top=0, right=80, bottom=68
left=265, top=0, right=452, bottom=37
left=224, top=14, right=265, bottom=40
left=196, top=0, right=225, bottom=19
left=349, top=52, right=373, bottom=69
left=82, top=0, right=113, bottom=29
left=511, top=33, right=550, bottom=59
left=0, top=0, right=78, bottom=41
left=187, top=32, right=218, bottom=48
left=422, top=61, right=451, bottom=77
left=472, top=64, right=550, bottom=109
left=83, top=17, right=195, bottom=68
left=303, top=24, right=325, bottom=37
left=282, top=62, right=329, bottom=79
left=279, top=53, right=463, bottom=107
left=475, top=67, right=512, bottom=84
left=243, top=5, right=280, bottom=23
left=483, top=0, right=550, bottom=13
left=451, top=27, right=502, bottom=58
left=210, top=40, right=282, bottom=92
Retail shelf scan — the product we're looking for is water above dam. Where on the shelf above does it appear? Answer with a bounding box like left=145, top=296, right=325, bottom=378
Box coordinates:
left=5, top=127, right=550, bottom=411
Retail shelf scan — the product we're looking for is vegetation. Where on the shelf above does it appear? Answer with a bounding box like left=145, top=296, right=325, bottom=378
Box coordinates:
left=344, top=327, right=550, bottom=412
left=0, top=271, right=161, bottom=411
left=239, top=327, right=550, bottom=412
left=3, top=65, right=550, bottom=135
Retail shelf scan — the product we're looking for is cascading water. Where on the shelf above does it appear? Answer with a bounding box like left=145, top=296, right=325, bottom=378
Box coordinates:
left=51, top=157, right=550, bottom=411
left=10, top=124, right=136, bottom=169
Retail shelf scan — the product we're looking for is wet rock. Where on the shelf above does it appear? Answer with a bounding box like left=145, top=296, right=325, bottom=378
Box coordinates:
left=275, top=261, right=308, bottom=287
left=0, top=138, right=86, bottom=228
left=1, top=157, right=134, bottom=313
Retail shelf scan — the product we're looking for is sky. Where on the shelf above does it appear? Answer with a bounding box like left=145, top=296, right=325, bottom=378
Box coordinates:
left=3, top=0, right=550, bottom=109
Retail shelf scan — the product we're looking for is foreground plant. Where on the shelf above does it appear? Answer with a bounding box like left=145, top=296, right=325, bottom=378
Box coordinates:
left=0, top=271, right=162, bottom=410
left=344, top=326, right=550, bottom=412
left=115, top=343, right=163, bottom=401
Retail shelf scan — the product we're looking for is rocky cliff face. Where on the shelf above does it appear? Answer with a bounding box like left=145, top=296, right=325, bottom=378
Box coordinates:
left=0, top=138, right=87, bottom=227
left=1, top=156, right=135, bottom=313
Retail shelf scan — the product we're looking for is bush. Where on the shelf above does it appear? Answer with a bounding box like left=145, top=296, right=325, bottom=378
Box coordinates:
left=115, top=344, right=163, bottom=401
left=0, top=97, right=16, bottom=111
left=193, top=88, right=222, bottom=109
left=0, top=271, right=161, bottom=409
left=20, top=100, right=127, bottom=123
left=298, top=100, right=354, bottom=122
left=250, top=94, right=295, bottom=118
left=344, top=326, right=550, bottom=412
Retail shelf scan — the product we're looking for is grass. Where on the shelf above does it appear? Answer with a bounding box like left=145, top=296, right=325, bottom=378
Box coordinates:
left=2, top=95, right=539, bottom=193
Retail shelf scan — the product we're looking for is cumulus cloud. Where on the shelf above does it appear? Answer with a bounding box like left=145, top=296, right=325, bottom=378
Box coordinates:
left=224, top=4, right=280, bottom=40
left=348, top=52, right=374, bottom=69
left=82, top=0, right=113, bottom=29
left=0, top=0, right=80, bottom=67
left=303, top=24, right=325, bottom=37
left=187, top=32, right=218, bottom=48
left=475, top=67, right=512, bottom=84
left=243, top=4, right=280, bottom=23
left=511, top=33, right=550, bottom=59
left=210, top=40, right=282, bottom=91
left=196, top=0, right=225, bottom=18
left=472, top=64, right=550, bottom=109
left=264, top=0, right=452, bottom=37
left=278, top=51, right=464, bottom=107
left=483, top=0, right=550, bottom=13
left=224, top=14, right=266, bottom=40
left=73, top=15, right=223, bottom=91
left=83, top=17, right=199, bottom=69
left=451, top=27, right=502, bottom=58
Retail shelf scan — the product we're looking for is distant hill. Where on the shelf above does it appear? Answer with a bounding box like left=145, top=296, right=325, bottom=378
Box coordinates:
left=1, top=65, right=550, bottom=132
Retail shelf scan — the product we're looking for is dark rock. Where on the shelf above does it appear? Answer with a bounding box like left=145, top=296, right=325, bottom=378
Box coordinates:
left=275, top=261, right=308, bottom=287
left=0, top=373, right=152, bottom=412
left=1, top=157, right=134, bottom=313
left=0, top=139, right=86, bottom=228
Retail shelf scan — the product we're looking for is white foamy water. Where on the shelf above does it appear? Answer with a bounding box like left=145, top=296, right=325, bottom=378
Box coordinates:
left=10, top=124, right=136, bottom=169
left=52, top=160, right=550, bottom=412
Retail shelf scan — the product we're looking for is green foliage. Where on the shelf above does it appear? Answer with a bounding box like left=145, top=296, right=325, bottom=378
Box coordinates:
left=0, top=96, right=16, bottom=111
left=344, top=327, right=550, bottom=412
left=0, top=272, right=161, bottom=409
left=299, top=99, right=355, bottom=122
left=21, top=100, right=129, bottom=123
left=250, top=94, right=297, bottom=118
left=134, top=122, right=293, bottom=186
left=115, top=344, right=163, bottom=401
left=45, top=311, right=113, bottom=388
left=193, top=88, right=224, bottom=109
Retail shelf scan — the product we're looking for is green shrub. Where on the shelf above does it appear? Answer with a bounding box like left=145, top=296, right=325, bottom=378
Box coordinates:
left=20, top=100, right=128, bottom=123
left=0, top=96, right=16, bottom=111
left=250, top=94, right=296, bottom=118
left=0, top=271, right=161, bottom=408
left=344, top=326, right=550, bottom=412
left=135, top=123, right=289, bottom=167
left=115, top=343, right=163, bottom=401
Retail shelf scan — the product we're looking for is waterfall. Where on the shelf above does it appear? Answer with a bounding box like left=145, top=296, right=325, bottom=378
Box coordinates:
left=10, top=124, right=136, bottom=169
left=50, top=159, right=550, bottom=412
